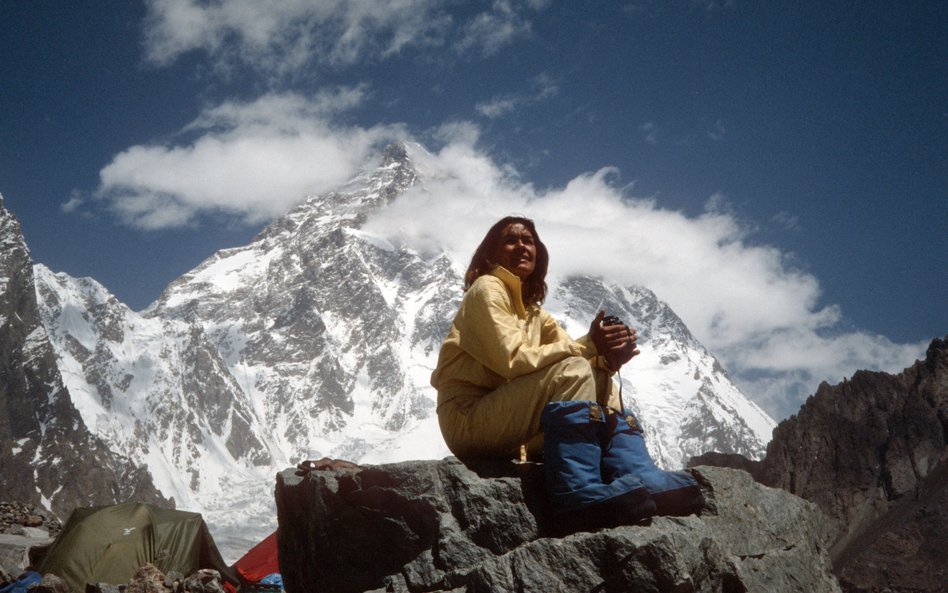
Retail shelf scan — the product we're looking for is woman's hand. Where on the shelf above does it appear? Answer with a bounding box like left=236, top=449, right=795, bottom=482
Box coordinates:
left=590, top=310, right=641, bottom=371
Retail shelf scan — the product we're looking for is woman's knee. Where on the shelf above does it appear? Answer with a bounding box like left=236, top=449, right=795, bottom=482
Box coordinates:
left=557, top=356, right=596, bottom=380
left=549, top=356, right=597, bottom=402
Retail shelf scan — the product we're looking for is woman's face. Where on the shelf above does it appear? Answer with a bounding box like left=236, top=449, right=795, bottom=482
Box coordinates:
left=494, top=223, right=537, bottom=280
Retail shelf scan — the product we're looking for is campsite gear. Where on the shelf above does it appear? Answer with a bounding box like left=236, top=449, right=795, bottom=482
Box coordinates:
left=600, top=409, right=705, bottom=516
left=37, top=502, right=238, bottom=593
left=0, top=570, right=40, bottom=593
left=540, top=400, right=655, bottom=528
left=225, top=531, right=280, bottom=593
left=238, top=573, right=284, bottom=592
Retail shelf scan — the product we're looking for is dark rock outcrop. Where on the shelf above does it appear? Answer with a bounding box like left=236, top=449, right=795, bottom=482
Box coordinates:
left=275, top=458, right=841, bottom=593
left=0, top=198, right=168, bottom=518
left=691, top=337, right=948, bottom=593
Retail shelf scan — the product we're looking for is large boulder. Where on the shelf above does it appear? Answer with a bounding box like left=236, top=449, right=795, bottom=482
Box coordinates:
left=275, top=458, right=841, bottom=593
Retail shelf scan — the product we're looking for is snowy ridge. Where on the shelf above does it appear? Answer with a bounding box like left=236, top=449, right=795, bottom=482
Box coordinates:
left=30, top=144, right=775, bottom=559
left=548, top=277, right=773, bottom=468
left=2, top=197, right=169, bottom=523
left=33, top=265, right=277, bottom=513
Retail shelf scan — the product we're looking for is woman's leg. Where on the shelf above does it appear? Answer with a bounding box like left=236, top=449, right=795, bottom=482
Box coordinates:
left=439, top=356, right=596, bottom=459
left=440, top=357, right=656, bottom=526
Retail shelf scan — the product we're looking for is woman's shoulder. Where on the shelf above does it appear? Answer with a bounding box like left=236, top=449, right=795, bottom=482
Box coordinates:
left=467, top=273, right=507, bottom=293
left=465, top=273, right=512, bottom=304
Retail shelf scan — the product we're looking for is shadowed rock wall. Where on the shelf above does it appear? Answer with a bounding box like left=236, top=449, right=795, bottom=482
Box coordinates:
left=692, top=337, right=948, bottom=593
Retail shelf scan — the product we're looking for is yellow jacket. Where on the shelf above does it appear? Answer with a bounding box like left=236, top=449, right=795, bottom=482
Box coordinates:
left=432, top=266, right=611, bottom=408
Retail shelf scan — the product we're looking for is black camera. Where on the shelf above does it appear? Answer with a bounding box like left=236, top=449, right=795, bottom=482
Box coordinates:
left=602, top=314, right=624, bottom=327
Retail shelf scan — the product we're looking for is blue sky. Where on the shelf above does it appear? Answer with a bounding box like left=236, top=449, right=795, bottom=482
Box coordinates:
left=1, top=0, right=945, bottom=420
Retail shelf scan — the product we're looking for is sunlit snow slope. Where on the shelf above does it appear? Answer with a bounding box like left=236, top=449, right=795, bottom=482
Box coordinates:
left=33, top=144, right=775, bottom=559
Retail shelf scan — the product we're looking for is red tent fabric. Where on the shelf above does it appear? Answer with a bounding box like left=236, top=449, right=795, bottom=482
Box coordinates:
left=224, top=531, right=279, bottom=593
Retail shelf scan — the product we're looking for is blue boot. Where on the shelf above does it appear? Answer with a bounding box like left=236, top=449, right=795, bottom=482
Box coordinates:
left=541, top=401, right=655, bottom=530
left=600, top=409, right=704, bottom=516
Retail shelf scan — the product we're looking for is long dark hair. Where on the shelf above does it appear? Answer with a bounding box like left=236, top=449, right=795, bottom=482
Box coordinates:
left=464, top=216, right=549, bottom=305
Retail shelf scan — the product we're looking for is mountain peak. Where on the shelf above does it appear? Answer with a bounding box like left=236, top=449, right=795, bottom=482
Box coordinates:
left=380, top=141, right=409, bottom=166
left=7, top=144, right=775, bottom=559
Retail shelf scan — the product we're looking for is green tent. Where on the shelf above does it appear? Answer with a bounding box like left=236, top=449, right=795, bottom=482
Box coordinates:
left=37, top=502, right=239, bottom=593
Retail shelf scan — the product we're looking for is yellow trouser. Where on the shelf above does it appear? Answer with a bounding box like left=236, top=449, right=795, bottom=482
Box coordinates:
left=437, top=356, right=620, bottom=459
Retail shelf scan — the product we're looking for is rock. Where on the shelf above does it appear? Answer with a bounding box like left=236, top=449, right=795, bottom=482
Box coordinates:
left=86, top=584, right=128, bottom=593
left=689, top=451, right=764, bottom=480
left=182, top=569, right=225, bottom=593
left=21, top=526, right=49, bottom=538
left=126, top=564, right=171, bottom=593
left=76, top=567, right=226, bottom=593
left=694, top=337, right=948, bottom=593
left=0, top=501, right=62, bottom=538
left=0, top=533, right=54, bottom=577
left=32, top=573, right=72, bottom=593
left=164, top=570, right=185, bottom=592
left=275, top=458, right=841, bottom=593
left=21, top=514, right=44, bottom=527
left=27, top=565, right=227, bottom=593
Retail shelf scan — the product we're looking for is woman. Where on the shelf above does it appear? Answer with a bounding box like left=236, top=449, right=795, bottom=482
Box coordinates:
left=431, top=216, right=702, bottom=523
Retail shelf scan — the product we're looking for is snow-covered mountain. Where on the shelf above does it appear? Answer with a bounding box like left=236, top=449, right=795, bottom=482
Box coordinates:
left=9, top=143, right=776, bottom=559
left=0, top=196, right=167, bottom=520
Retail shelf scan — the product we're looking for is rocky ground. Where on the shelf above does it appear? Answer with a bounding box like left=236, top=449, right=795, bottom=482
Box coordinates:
left=0, top=501, right=62, bottom=538
left=3, top=564, right=230, bottom=593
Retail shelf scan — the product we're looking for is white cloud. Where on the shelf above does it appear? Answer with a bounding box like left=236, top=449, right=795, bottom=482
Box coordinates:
left=476, top=97, right=520, bottom=119
left=363, top=132, right=928, bottom=420
left=88, top=73, right=926, bottom=420
left=708, top=118, right=727, bottom=141
left=455, top=0, right=534, bottom=57
left=60, top=191, right=84, bottom=213
left=691, top=0, right=736, bottom=11
left=640, top=121, right=659, bottom=144
left=772, top=210, right=801, bottom=231
left=95, top=90, right=406, bottom=229
left=90, top=89, right=928, bottom=418
left=733, top=331, right=927, bottom=418
left=142, top=0, right=546, bottom=76
left=475, top=73, right=560, bottom=119
left=143, top=0, right=450, bottom=73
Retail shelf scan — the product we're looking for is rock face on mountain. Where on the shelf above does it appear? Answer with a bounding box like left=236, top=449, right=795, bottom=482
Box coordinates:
left=0, top=197, right=168, bottom=518
left=275, top=458, right=841, bottom=593
left=692, top=337, right=948, bottom=593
